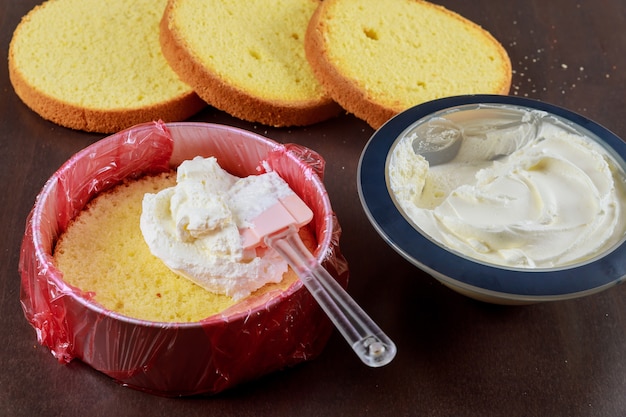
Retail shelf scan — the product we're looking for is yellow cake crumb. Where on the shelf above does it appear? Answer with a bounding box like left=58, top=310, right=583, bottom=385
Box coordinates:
left=8, top=0, right=204, bottom=132
left=53, top=172, right=305, bottom=323
left=160, top=0, right=341, bottom=126
left=305, top=0, right=512, bottom=129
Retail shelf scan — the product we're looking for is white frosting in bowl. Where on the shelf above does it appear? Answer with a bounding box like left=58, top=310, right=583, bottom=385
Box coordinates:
left=389, top=109, right=626, bottom=268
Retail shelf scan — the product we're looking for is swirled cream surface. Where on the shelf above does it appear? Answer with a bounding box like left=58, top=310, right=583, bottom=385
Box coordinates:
left=140, top=156, right=295, bottom=299
left=389, top=111, right=626, bottom=268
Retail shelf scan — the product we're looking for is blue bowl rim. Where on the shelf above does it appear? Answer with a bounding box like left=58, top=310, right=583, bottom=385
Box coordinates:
left=357, top=94, right=626, bottom=298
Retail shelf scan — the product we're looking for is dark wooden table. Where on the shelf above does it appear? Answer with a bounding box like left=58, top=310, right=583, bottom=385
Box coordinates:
left=2, top=1, right=626, bottom=416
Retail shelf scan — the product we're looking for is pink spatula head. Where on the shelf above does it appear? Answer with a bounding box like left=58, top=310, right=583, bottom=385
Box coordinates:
left=240, top=191, right=396, bottom=367
left=241, top=194, right=313, bottom=251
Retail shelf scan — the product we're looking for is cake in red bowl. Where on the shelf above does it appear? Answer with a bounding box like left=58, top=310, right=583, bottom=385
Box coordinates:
left=19, top=121, right=348, bottom=396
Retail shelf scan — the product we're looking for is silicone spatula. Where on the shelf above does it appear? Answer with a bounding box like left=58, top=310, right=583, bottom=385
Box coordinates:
left=241, top=193, right=396, bottom=367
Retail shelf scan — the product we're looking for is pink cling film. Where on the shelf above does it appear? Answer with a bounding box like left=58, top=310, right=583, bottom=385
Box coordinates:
left=19, top=121, right=349, bottom=396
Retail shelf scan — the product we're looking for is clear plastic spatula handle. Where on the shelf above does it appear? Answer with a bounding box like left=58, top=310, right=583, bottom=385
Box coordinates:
left=266, top=226, right=396, bottom=367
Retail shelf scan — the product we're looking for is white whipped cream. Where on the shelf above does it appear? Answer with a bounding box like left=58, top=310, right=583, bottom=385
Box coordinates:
left=140, top=156, right=296, bottom=300
left=389, top=112, right=626, bottom=268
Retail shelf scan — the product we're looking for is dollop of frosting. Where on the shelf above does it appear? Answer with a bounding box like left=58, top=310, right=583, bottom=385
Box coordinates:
left=140, top=156, right=295, bottom=299
left=389, top=114, right=626, bottom=268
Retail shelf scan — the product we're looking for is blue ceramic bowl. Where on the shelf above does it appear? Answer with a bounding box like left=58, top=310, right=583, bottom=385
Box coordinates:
left=358, top=95, right=626, bottom=304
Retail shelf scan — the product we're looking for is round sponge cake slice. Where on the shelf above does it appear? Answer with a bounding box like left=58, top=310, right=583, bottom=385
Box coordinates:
left=53, top=172, right=315, bottom=323
left=8, top=0, right=205, bottom=133
left=160, top=0, right=342, bottom=127
left=305, top=0, right=512, bottom=129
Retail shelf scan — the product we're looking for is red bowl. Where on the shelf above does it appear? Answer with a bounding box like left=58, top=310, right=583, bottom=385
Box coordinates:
left=19, top=121, right=349, bottom=396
